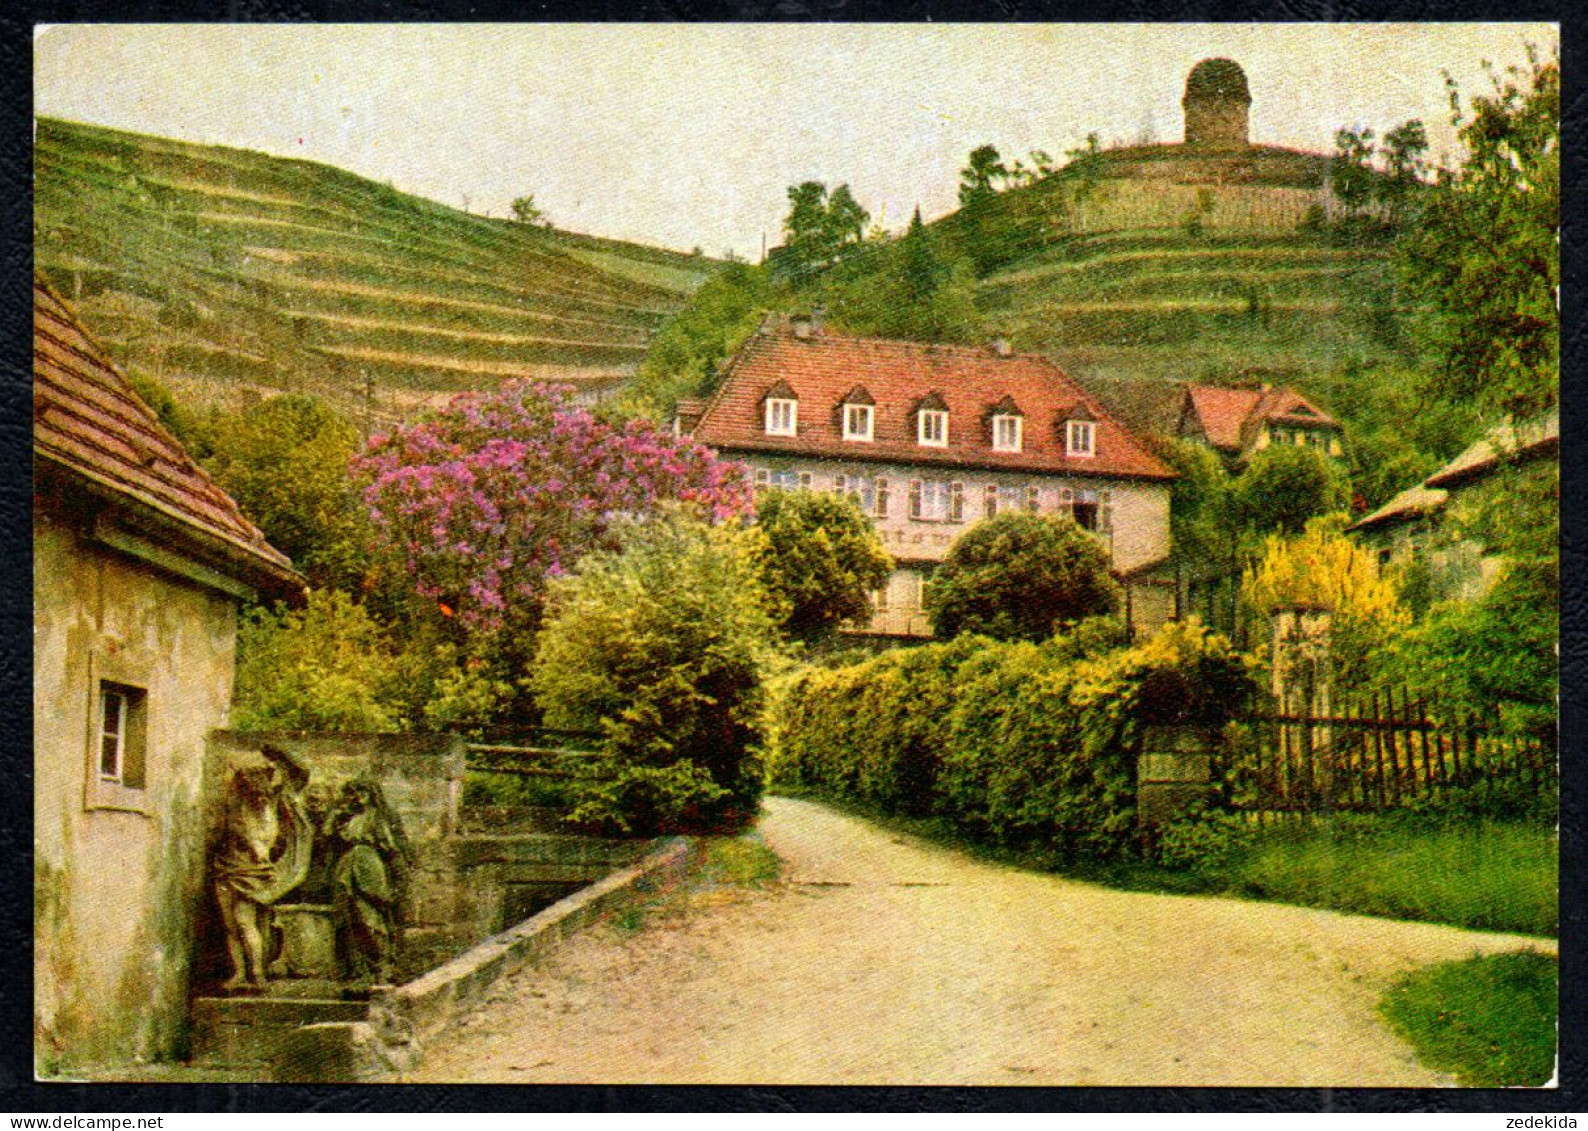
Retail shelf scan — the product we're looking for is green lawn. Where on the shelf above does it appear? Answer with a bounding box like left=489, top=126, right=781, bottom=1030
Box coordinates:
left=1380, top=951, right=1558, bottom=1086
left=1230, top=815, right=1558, bottom=938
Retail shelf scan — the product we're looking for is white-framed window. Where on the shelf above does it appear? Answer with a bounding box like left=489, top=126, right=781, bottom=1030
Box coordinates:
left=96, top=681, right=146, bottom=790
left=1066, top=420, right=1096, bottom=458
left=764, top=398, right=798, bottom=436
left=992, top=415, right=1023, bottom=453
left=758, top=468, right=807, bottom=492
left=754, top=468, right=771, bottom=491
left=874, top=478, right=890, bottom=518
left=1100, top=489, right=1114, bottom=534
left=843, top=403, right=874, bottom=442
left=918, top=409, right=948, bottom=447
left=949, top=482, right=965, bottom=523
left=872, top=583, right=889, bottom=613
left=1025, top=485, right=1042, bottom=512
left=909, top=479, right=954, bottom=522
left=799, top=471, right=814, bottom=491
left=983, top=483, right=999, bottom=519
left=836, top=474, right=876, bottom=513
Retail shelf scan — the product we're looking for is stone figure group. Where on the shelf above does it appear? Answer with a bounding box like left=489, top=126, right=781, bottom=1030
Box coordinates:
left=213, top=747, right=407, bottom=993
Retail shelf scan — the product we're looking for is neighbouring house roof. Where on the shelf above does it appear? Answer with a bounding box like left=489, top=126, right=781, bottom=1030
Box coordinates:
left=1070, top=376, right=1187, bottom=441
left=1182, top=383, right=1341, bottom=454
left=1424, top=411, right=1559, bottom=490
left=691, top=316, right=1175, bottom=481
left=1346, top=482, right=1449, bottom=534
left=1346, top=411, right=1559, bottom=535
left=33, top=279, right=303, bottom=595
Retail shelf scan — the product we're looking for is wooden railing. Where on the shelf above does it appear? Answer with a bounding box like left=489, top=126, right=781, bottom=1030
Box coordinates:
left=464, top=727, right=604, bottom=779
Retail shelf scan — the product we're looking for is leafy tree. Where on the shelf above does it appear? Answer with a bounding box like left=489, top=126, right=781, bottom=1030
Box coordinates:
left=929, top=512, right=1120, bottom=642
left=1330, top=127, right=1378, bottom=215
left=752, top=488, right=893, bottom=642
left=779, top=181, right=870, bottom=277
left=958, top=144, right=1008, bottom=207
left=510, top=195, right=548, bottom=227
left=530, top=512, right=778, bottom=834
left=1377, top=119, right=1430, bottom=223
left=1242, top=516, right=1409, bottom=687
left=619, top=262, right=770, bottom=419
left=205, top=394, right=372, bottom=594
left=1232, top=445, right=1351, bottom=537
left=1398, top=48, right=1558, bottom=421
left=231, top=590, right=402, bottom=733
left=354, top=382, right=752, bottom=639
left=811, top=209, right=985, bottom=344
left=1157, top=438, right=1237, bottom=573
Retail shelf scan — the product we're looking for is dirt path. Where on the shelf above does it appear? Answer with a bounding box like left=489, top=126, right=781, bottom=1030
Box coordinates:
left=406, top=797, right=1554, bottom=1086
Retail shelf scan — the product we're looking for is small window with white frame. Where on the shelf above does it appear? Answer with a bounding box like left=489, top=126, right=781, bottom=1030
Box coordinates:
left=843, top=403, right=874, bottom=442
left=918, top=409, right=948, bottom=447
left=764, top=397, right=798, bottom=436
left=96, top=681, right=147, bottom=791
left=992, top=414, right=1023, bottom=453
left=1066, top=420, right=1096, bottom=458
left=874, top=478, right=890, bottom=518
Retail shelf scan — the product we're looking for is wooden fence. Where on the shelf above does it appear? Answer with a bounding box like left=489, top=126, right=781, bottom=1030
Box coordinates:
left=1221, top=688, right=1555, bottom=813
left=464, top=727, right=604, bottom=780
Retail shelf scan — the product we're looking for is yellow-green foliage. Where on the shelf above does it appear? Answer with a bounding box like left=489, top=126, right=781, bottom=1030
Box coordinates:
left=1242, top=517, right=1406, bottom=626
left=774, top=620, right=1255, bottom=861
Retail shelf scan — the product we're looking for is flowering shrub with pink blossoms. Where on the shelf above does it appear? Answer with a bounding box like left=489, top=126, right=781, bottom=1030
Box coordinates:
left=354, top=382, right=753, bottom=636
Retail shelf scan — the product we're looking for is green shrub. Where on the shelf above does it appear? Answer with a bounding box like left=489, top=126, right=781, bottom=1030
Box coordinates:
left=774, top=618, right=1256, bottom=862
left=929, top=511, right=1121, bottom=642
left=530, top=512, right=778, bottom=836
left=752, top=489, right=893, bottom=642
left=1151, top=803, right=1256, bottom=874
left=231, top=589, right=402, bottom=732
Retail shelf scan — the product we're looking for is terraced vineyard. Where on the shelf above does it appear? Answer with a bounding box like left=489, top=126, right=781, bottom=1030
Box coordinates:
left=34, top=117, right=725, bottom=423
left=978, top=225, right=1407, bottom=386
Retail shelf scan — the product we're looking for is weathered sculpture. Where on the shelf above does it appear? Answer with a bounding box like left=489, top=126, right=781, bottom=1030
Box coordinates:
left=324, top=778, right=409, bottom=987
left=214, top=744, right=312, bottom=993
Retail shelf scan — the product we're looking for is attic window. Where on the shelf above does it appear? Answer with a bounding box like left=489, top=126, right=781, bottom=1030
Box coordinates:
left=915, top=392, right=950, bottom=448
left=1066, top=420, right=1096, bottom=458
left=844, top=404, right=874, bottom=442
left=992, top=415, right=1023, bottom=453
left=840, top=385, right=875, bottom=442
left=765, top=398, right=797, bottom=436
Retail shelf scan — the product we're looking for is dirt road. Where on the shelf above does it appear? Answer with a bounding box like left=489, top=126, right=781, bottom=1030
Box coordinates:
left=407, top=796, right=1554, bottom=1086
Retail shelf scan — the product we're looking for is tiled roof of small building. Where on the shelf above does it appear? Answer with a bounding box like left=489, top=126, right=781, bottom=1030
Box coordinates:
left=33, top=279, right=301, bottom=590
left=691, top=318, right=1175, bottom=481
left=1424, top=411, right=1559, bottom=490
left=1346, top=482, right=1449, bottom=534
left=1185, top=383, right=1340, bottom=453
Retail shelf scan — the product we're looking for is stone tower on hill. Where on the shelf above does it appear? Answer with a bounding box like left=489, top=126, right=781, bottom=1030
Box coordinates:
left=1183, top=58, right=1252, bottom=149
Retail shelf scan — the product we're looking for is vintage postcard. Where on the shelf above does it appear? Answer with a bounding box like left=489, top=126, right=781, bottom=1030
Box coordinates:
left=32, top=23, right=1559, bottom=1091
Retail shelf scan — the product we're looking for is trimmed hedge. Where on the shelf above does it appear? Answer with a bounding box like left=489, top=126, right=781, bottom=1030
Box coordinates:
left=773, top=619, right=1255, bottom=861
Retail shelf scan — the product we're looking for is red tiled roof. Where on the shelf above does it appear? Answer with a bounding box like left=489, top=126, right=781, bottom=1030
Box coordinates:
left=33, top=280, right=301, bottom=591
left=1184, top=385, right=1263, bottom=451
left=1185, top=384, right=1340, bottom=452
left=692, top=319, right=1175, bottom=481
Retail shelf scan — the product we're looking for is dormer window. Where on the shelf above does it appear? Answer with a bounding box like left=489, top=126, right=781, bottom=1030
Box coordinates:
left=1063, top=406, right=1097, bottom=458
left=840, top=386, right=875, bottom=442
left=993, top=416, right=1022, bottom=452
left=765, top=399, right=797, bottom=436
left=761, top=380, right=799, bottom=437
left=915, top=392, right=949, bottom=448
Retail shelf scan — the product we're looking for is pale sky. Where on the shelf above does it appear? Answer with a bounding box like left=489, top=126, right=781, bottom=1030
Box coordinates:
left=35, top=23, right=1557, bottom=258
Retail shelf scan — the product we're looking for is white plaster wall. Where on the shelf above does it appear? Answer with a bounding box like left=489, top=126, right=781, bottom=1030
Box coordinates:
left=34, top=508, right=238, bottom=1071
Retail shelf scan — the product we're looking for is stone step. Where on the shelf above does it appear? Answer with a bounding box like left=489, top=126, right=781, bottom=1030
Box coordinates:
left=189, top=993, right=370, bottom=1070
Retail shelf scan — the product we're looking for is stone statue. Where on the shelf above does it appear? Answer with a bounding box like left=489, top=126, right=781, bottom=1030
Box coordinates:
left=214, top=744, right=312, bottom=993
left=324, top=778, right=408, bottom=987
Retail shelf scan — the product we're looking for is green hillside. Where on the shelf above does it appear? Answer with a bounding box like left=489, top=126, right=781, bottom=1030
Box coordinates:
left=948, top=155, right=1411, bottom=385
left=34, top=117, right=726, bottom=423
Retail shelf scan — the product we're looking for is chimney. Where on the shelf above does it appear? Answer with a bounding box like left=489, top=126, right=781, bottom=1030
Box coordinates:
left=989, top=335, right=1013, bottom=358
left=791, top=313, right=813, bottom=340
left=673, top=398, right=707, bottom=437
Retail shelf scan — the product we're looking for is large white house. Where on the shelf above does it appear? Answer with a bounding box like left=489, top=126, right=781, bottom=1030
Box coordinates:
left=679, top=315, right=1178, bottom=637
